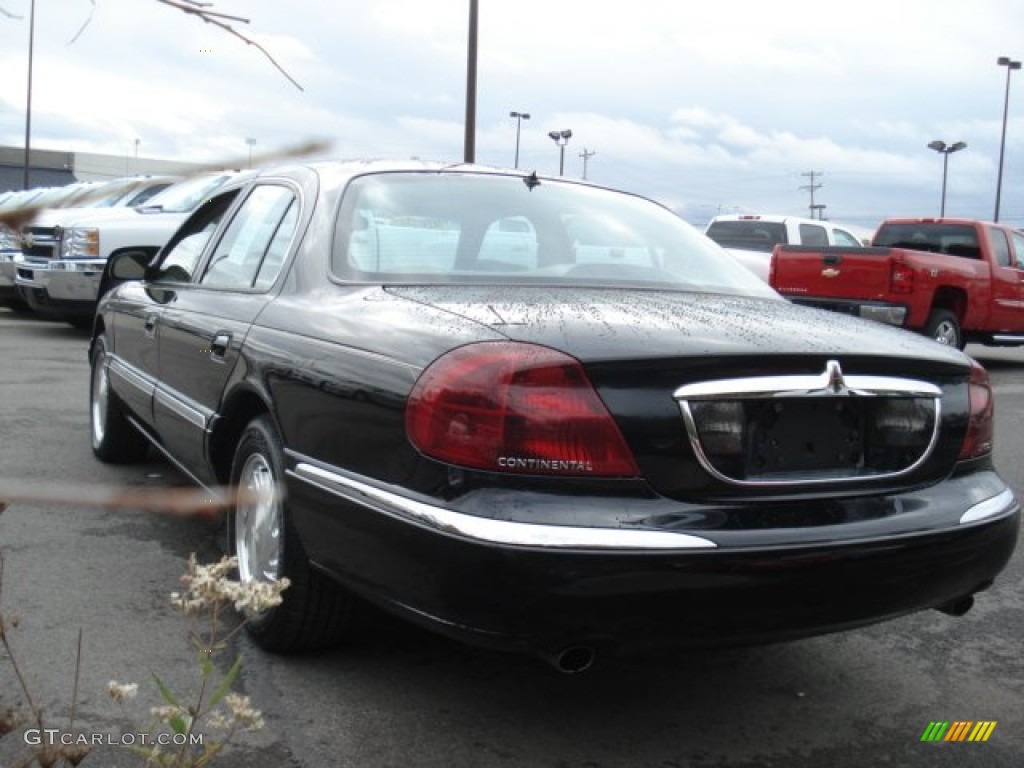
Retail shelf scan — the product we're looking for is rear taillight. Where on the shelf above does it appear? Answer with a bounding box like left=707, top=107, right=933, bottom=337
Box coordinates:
left=959, top=360, right=994, bottom=459
left=890, top=261, right=915, bottom=294
left=405, top=342, right=639, bottom=477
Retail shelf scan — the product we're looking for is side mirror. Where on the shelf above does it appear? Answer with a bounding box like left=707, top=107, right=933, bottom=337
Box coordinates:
left=108, top=249, right=152, bottom=281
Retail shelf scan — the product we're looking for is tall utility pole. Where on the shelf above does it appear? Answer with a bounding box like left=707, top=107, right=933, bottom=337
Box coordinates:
left=800, top=171, right=824, bottom=219
left=23, top=0, right=37, bottom=190
left=463, top=0, right=478, bottom=163
left=579, top=148, right=596, bottom=180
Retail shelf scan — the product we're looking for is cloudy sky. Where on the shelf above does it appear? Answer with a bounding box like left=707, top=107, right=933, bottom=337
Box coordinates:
left=1, top=0, right=1023, bottom=231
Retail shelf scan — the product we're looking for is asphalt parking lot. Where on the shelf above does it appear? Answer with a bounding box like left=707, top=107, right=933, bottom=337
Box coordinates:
left=0, top=308, right=1021, bottom=768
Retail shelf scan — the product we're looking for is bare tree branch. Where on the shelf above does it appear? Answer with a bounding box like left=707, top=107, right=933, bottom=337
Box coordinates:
left=67, top=0, right=96, bottom=45
left=155, top=0, right=304, bottom=91
left=0, top=479, right=282, bottom=518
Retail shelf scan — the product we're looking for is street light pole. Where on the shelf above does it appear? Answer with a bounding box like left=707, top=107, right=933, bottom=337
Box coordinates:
left=927, top=140, right=967, bottom=218
left=510, top=111, right=530, bottom=168
left=463, top=0, right=478, bottom=163
left=23, top=0, right=36, bottom=190
left=994, top=56, right=1021, bottom=222
left=245, top=137, right=256, bottom=169
left=548, top=129, right=572, bottom=176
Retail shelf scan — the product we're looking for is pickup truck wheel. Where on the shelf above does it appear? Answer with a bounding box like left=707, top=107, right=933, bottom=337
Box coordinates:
left=923, top=309, right=964, bottom=349
left=90, top=336, right=149, bottom=463
left=228, top=415, right=355, bottom=652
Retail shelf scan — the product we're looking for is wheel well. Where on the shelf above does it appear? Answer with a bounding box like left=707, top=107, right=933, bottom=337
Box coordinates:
left=931, top=287, right=966, bottom=321
left=209, top=391, right=271, bottom=484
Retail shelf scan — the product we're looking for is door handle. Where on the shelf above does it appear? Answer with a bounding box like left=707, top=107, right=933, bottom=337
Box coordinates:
left=211, top=332, right=231, bottom=359
left=144, top=314, right=158, bottom=337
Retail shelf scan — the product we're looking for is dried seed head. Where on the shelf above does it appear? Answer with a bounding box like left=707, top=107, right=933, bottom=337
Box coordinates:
left=106, top=680, right=139, bottom=703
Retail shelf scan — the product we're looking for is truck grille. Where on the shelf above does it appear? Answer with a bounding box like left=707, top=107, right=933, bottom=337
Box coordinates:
left=674, top=360, right=941, bottom=487
left=22, top=227, right=58, bottom=260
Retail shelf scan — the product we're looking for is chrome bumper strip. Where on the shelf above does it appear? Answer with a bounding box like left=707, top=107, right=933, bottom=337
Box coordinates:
left=960, top=488, right=1019, bottom=525
left=290, top=461, right=718, bottom=551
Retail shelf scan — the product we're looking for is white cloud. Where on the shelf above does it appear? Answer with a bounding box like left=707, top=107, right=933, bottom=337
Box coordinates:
left=0, top=0, right=1022, bottom=225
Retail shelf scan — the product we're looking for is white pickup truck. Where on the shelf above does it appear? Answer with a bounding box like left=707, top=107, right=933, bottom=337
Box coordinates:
left=15, top=172, right=239, bottom=326
left=705, top=214, right=865, bottom=281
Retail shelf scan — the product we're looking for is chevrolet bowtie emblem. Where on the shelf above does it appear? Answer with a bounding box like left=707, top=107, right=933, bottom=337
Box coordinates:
left=822, top=267, right=840, bottom=278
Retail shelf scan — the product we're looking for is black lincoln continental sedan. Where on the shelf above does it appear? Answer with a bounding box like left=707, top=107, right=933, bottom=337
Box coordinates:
left=90, top=160, right=1019, bottom=672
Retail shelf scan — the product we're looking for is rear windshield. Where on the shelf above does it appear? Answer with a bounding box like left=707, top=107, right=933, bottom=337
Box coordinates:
left=331, top=173, right=777, bottom=298
left=873, top=223, right=981, bottom=259
left=705, top=220, right=788, bottom=252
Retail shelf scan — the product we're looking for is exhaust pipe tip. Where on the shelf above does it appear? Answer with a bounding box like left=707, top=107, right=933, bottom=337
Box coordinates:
left=544, top=645, right=596, bottom=674
left=935, top=595, right=974, bottom=617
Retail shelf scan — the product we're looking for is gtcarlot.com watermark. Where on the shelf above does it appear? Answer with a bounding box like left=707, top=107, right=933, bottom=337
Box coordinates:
left=24, top=728, right=203, bottom=747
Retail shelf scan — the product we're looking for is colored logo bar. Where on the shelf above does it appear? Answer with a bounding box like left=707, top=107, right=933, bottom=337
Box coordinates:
left=921, top=721, right=997, bottom=742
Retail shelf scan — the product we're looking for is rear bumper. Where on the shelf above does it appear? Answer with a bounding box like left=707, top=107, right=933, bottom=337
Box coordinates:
left=787, top=296, right=909, bottom=327
left=285, top=457, right=1020, bottom=655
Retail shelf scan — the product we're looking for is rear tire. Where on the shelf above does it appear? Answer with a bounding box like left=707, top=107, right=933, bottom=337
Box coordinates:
left=923, top=309, right=963, bottom=349
left=90, top=336, right=149, bottom=463
left=228, top=415, right=354, bottom=652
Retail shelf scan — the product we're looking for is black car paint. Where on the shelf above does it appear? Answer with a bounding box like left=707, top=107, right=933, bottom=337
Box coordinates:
left=92, top=162, right=1019, bottom=658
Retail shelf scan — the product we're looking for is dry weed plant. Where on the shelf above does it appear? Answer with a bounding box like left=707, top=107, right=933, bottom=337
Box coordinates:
left=1, top=495, right=290, bottom=767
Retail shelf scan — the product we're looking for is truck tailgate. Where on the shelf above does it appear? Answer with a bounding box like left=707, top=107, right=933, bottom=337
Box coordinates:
left=771, top=245, right=894, bottom=299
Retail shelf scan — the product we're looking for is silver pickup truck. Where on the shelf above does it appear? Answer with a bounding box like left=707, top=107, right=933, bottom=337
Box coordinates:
left=15, top=172, right=237, bottom=326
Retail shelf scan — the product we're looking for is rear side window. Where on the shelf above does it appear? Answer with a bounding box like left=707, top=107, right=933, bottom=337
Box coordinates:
left=798, top=223, right=827, bottom=247
left=200, top=185, right=298, bottom=290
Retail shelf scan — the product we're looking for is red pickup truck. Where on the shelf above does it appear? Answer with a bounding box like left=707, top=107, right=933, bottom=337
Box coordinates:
left=770, top=217, right=1024, bottom=348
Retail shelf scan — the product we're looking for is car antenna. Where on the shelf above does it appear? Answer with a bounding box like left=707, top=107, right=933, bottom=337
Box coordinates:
left=523, top=170, right=540, bottom=190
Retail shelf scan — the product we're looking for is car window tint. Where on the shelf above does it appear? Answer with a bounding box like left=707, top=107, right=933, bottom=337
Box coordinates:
left=989, top=228, right=1012, bottom=267
left=253, top=199, right=299, bottom=290
left=478, top=216, right=537, bottom=270
left=333, top=174, right=777, bottom=298
left=833, top=228, right=861, bottom=247
left=799, top=224, right=827, bottom=246
left=151, top=190, right=240, bottom=284
left=201, top=185, right=296, bottom=290
left=705, top=220, right=788, bottom=252
left=1012, top=231, right=1024, bottom=269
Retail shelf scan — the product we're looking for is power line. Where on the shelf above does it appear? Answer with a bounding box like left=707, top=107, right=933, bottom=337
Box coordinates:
left=579, top=148, right=596, bottom=180
left=799, top=170, right=824, bottom=219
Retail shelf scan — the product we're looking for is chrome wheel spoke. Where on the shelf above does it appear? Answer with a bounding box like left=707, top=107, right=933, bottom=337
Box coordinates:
left=235, top=453, right=283, bottom=587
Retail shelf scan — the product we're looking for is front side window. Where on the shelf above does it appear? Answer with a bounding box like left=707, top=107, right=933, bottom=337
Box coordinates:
left=833, top=228, right=862, bottom=247
left=333, top=173, right=776, bottom=298
left=151, top=190, right=241, bottom=284
left=1012, top=231, right=1024, bottom=269
left=989, top=228, right=1012, bottom=267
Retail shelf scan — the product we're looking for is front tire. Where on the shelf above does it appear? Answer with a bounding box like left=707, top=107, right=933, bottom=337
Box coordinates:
left=90, top=336, right=149, bottom=463
left=923, top=309, right=963, bottom=349
left=228, top=415, right=354, bottom=652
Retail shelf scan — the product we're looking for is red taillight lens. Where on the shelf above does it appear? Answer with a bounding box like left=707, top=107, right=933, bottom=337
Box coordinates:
left=890, top=262, right=915, bottom=294
left=959, top=360, right=994, bottom=459
left=405, top=342, right=640, bottom=477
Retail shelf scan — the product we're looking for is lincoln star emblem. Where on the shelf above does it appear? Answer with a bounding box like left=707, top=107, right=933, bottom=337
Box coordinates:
left=821, top=267, right=840, bottom=278
left=825, top=360, right=847, bottom=394
left=22, top=232, right=34, bottom=249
